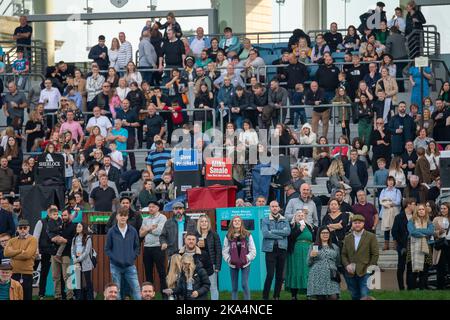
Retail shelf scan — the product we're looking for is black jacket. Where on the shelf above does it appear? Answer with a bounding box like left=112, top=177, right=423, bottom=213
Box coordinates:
left=0, top=209, right=15, bottom=236
left=392, top=211, right=409, bottom=249
left=287, top=223, right=315, bottom=254
left=160, top=215, right=197, bottom=257
left=37, top=217, right=55, bottom=255
left=105, top=165, right=121, bottom=191
left=88, top=44, right=109, bottom=70
left=251, top=89, right=268, bottom=108
left=315, top=64, right=340, bottom=92
left=344, top=160, right=368, bottom=188
left=195, top=230, right=222, bottom=271
left=286, top=62, right=308, bottom=89
left=173, top=266, right=210, bottom=300
left=304, top=88, right=327, bottom=113
left=231, top=91, right=252, bottom=113
left=60, top=220, right=77, bottom=257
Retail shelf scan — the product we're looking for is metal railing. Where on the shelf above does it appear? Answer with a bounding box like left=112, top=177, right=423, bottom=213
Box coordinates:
left=1, top=40, right=48, bottom=75
left=406, top=29, right=440, bottom=59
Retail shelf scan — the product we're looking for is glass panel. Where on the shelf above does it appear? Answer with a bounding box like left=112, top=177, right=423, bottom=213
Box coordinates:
left=326, top=0, right=399, bottom=31
left=421, top=5, right=450, bottom=54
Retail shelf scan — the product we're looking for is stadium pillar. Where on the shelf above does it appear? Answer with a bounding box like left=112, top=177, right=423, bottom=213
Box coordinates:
left=303, top=0, right=325, bottom=32
left=32, top=0, right=55, bottom=65
left=216, top=0, right=246, bottom=34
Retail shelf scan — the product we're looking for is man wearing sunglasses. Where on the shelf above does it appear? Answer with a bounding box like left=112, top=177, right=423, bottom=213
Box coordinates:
left=3, top=219, right=37, bottom=300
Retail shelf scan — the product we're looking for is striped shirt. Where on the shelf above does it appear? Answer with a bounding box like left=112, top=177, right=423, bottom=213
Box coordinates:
left=117, top=41, right=133, bottom=70
left=145, top=149, right=172, bottom=182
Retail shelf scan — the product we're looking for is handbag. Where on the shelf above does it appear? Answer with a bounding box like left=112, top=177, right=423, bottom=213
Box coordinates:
left=433, top=225, right=449, bottom=250
left=326, top=256, right=341, bottom=283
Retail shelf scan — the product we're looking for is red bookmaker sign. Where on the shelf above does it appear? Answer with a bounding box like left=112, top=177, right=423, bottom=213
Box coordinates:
left=205, top=158, right=232, bottom=181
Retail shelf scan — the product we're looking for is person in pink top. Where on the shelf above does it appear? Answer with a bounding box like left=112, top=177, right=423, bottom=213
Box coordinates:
left=59, top=110, right=84, bottom=148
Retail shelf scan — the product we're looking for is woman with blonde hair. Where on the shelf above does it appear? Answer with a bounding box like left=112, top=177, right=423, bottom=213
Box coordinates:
left=327, top=159, right=350, bottom=193
left=165, top=254, right=183, bottom=300
left=222, top=215, right=256, bottom=300
left=68, top=177, right=89, bottom=203
left=109, top=38, right=120, bottom=71
left=25, top=110, right=46, bottom=152
left=286, top=209, right=314, bottom=300
left=406, top=203, right=434, bottom=289
left=196, top=215, right=222, bottom=300
left=388, top=156, right=406, bottom=188
left=168, top=254, right=210, bottom=300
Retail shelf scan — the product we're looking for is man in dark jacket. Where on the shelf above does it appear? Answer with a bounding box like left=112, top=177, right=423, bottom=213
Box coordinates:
left=305, top=81, right=327, bottom=137
left=230, top=85, right=250, bottom=129
left=0, top=158, right=16, bottom=194
left=315, top=55, right=340, bottom=102
left=344, top=149, right=368, bottom=204
left=388, top=102, right=415, bottom=156
left=105, top=207, right=141, bottom=300
left=88, top=35, right=109, bottom=71
left=0, top=199, right=15, bottom=236
left=401, top=141, right=417, bottom=177
left=103, top=155, right=121, bottom=192
left=51, top=209, right=76, bottom=300
left=392, top=198, right=416, bottom=291
left=33, top=205, right=58, bottom=299
left=324, top=22, right=343, bottom=53
left=160, top=202, right=196, bottom=258
left=250, top=83, right=268, bottom=130
left=179, top=232, right=214, bottom=276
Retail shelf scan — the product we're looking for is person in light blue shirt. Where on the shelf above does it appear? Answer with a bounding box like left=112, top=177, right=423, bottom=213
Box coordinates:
left=219, top=27, right=241, bottom=57
left=379, top=176, right=402, bottom=250
left=65, top=85, right=83, bottom=110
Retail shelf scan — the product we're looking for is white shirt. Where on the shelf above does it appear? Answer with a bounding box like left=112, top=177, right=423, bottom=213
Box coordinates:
left=116, top=87, right=130, bottom=101
left=238, top=130, right=259, bottom=147
left=117, top=41, right=133, bottom=70
left=109, top=150, right=123, bottom=170
left=353, top=230, right=364, bottom=250
left=190, top=37, right=207, bottom=57
left=118, top=224, right=128, bottom=239
left=86, top=115, right=112, bottom=137
left=39, top=87, right=61, bottom=110
left=425, top=153, right=440, bottom=171
left=109, top=49, right=120, bottom=71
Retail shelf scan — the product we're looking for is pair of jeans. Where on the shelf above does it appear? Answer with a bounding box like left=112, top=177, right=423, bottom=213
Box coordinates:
left=110, top=263, right=141, bottom=300
left=230, top=266, right=250, bottom=300
left=209, top=271, right=219, bottom=300
left=51, top=255, right=74, bottom=299
left=143, top=246, right=167, bottom=294
left=38, top=253, right=52, bottom=297
left=12, top=273, right=33, bottom=300
left=139, top=66, right=154, bottom=86
left=263, top=245, right=287, bottom=299
left=396, top=247, right=407, bottom=290
left=344, top=273, right=370, bottom=300
left=230, top=114, right=243, bottom=130
left=74, top=270, right=94, bottom=300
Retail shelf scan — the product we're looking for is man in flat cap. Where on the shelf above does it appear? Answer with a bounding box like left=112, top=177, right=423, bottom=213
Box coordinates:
left=3, top=219, right=37, bottom=300
left=0, top=263, right=23, bottom=300
left=341, top=214, right=379, bottom=300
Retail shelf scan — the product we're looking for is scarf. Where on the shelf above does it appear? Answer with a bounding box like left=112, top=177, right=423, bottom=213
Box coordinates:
left=410, top=219, right=429, bottom=272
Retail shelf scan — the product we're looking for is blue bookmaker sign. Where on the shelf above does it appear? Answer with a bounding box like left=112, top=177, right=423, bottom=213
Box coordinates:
left=174, top=149, right=199, bottom=172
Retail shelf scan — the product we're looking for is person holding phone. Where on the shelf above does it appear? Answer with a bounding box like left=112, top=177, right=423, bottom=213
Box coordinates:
left=286, top=209, right=314, bottom=300
left=307, top=226, right=341, bottom=300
